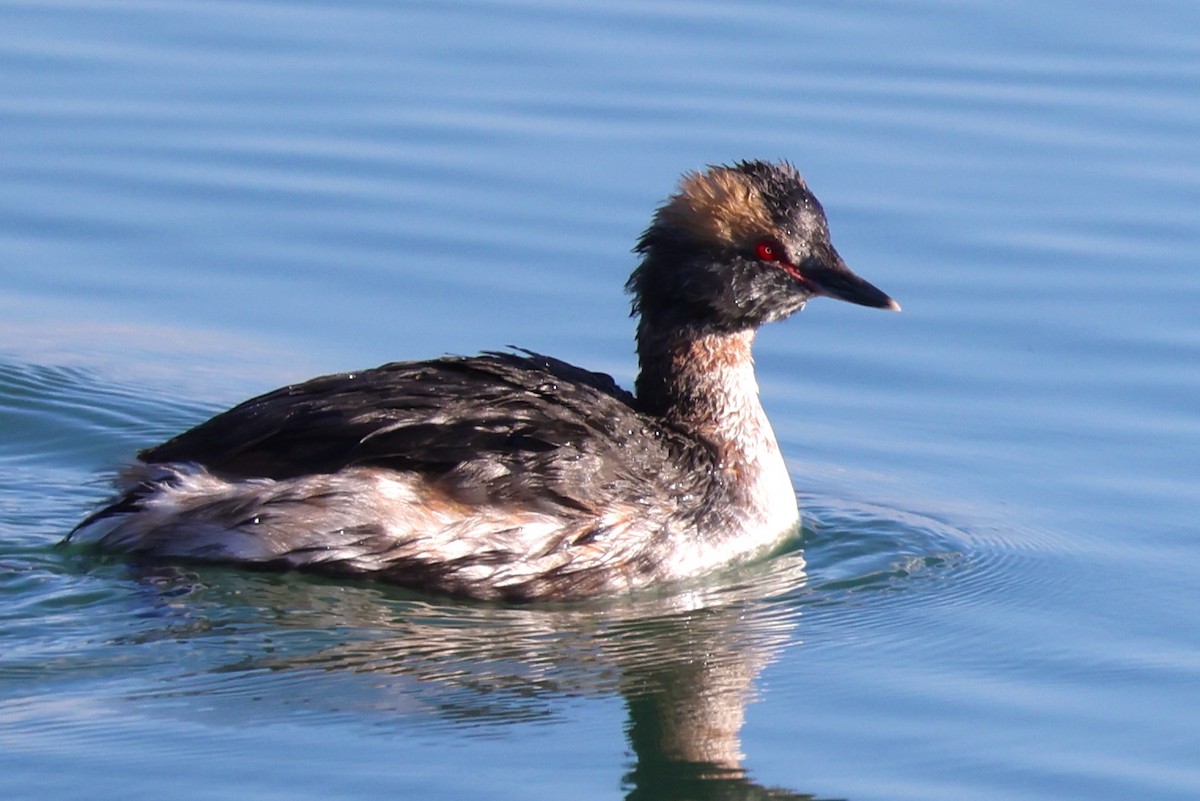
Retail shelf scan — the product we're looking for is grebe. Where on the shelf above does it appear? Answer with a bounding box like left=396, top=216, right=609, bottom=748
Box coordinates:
left=68, top=160, right=898, bottom=601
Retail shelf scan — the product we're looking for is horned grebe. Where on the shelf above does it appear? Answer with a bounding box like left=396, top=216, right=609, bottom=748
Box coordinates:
left=68, top=161, right=898, bottom=601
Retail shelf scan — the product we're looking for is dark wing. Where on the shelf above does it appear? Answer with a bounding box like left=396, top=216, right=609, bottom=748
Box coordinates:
left=138, top=351, right=714, bottom=513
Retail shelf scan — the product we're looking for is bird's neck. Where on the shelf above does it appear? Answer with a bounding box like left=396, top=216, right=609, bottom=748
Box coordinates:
left=634, top=320, right=778, bottom=470
left=635, top=317, right=801, bottom=549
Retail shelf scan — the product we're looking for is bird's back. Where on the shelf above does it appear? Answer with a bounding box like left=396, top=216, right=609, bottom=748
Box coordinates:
left=72, top=352, right=723, bottom=599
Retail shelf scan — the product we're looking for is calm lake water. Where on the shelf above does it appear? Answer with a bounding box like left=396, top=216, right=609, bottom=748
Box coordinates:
left=2, top=1, right=1198, bottom=799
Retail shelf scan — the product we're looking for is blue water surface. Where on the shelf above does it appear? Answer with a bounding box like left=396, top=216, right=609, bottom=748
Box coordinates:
left=2, top=2, right=1198, bottom=800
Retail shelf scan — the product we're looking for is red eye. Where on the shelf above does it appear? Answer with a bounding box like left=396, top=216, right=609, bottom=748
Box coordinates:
left=756, top=241, right=780, bottom=262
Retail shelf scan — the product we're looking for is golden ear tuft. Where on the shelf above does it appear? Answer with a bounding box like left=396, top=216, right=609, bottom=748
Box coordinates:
left=656, top=168, right=774, bottom=249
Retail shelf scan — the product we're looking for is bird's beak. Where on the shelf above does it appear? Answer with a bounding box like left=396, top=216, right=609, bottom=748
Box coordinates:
left=799, top=245, right=900, bottom=311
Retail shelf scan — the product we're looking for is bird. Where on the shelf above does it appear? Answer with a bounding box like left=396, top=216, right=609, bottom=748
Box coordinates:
left=67, top=160, right=898, bottom=601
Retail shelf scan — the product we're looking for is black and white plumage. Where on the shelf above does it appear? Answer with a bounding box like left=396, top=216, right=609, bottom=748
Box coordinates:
left=68, top=160, right=898, bottom=601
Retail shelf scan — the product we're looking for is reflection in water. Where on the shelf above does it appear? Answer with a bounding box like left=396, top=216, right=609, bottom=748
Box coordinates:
left=126, top=550, right=820, bottom=799
left=618, top=599, right=824, bottom=801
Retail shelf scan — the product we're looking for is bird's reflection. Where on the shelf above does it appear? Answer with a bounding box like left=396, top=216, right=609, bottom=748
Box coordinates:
left=132, top=547, right=819, bottom=799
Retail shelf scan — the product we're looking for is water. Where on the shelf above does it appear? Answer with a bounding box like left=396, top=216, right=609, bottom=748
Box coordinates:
left=2, top=1, right=1198, bottom=799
